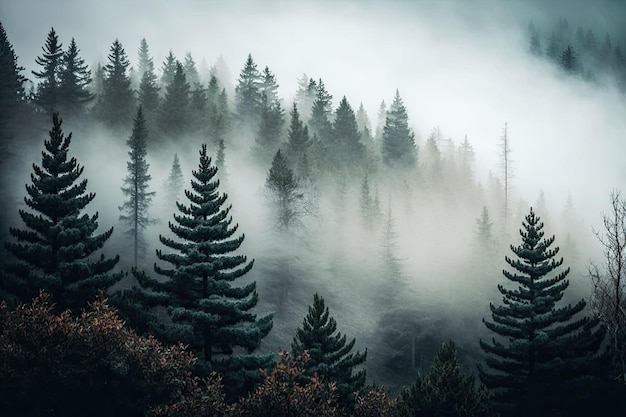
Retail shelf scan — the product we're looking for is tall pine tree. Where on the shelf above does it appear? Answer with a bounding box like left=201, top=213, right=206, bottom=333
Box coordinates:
left=32, top=28, right=63, bottom=115
left=235, top=53, right=262, bottom=125
left=292, top=293, right=367, bottom=405
left=159, top=61, right=190, bottom=137
left=0, top=21, right=26, bottom=146
left=381, top=90, right=417, bottom=169
left=479, top=208, right=607, bottom=415
left=133, top=144, right=273, bottom=396
left=119, top=106, right=155, bottom=267
left=99, top=39, right=134, bottom=129
left=3, top=113, right=122, bottom=310
left=58, top=38, right=94, bottom=118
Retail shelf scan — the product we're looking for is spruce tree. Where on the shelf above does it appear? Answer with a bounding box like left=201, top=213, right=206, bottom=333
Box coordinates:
left=381, top=90, right=417, bottom=169
left=32, top=27, right=63, bottom=115
left=160, top=50, right=177, bottom=89
left=163, top=153, right=184, bottom=211
left=0, top=21, right=26, bottom=145
left=479, top=208, right=607, bottom=415
left=58, top=38, right=94, bottom=117
left=235, top=53, right=262, bottom=124
left=137, top=38, right=152, bottom=79
left=254, top=92, right=285, bottom=164
left=259, top=65, right=279, bottom=105
left=285, top=103, right=312, bottom=178
left=332, top=96, right=365, bottom=170
left=159, top=61, right=190, bottom=136
left=136, top=39, right=160, bottom=122
left=475, top=206, right=495, bottom=251
left=308, top=78, right=333, bottom=143
left=119, top=106, right=156, bottom=267
left=265, top=149, right=305, bottom=230
left=292, top=293, right=367, bottom=405
left=3, top=113, right=121, bottom=311
left=100, top=39, right=134, bottom=129
left=183, top=52, right=200, bottom=88
left=134, top=144, right=273, bottom=396
left=400, top=341, right=495, bottom=417
left=560, top=45, right=578, bottom=74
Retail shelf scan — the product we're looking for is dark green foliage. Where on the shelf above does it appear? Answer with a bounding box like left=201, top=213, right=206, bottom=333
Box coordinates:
left=254, top=92, right=285, bottom=164
left=136, top=39, right=160, bottom=123
left=479, top=208, right=607, bottom=415
left=260, top=65, right=279, bottom=105
left=332, top=96, right=365, bottom=170
left=285, top=103, right=313, bottom=178
left=58, top=38, right=93, bottom=117
left=119, top=106, right=155, bottom=267
left=3, top=113, right=121, bottom=311
left=160, top=50, right=177, bottom=88
left=133, top=144, right=273, bottom=397
left=381, top=90, right=417, bottom=169
left=560, top=45, right=578, bottom=74
left=0, top=21, right=26, bottom=145
left=400, top=341, right=495, bottom=417
left=159, top=61, right=190, bottom=136
left=292, top=293, right=367, bottom=405
left=183, top=52, right=200, bottom=87
left=308, top=78, right=333, bottom=143
left=99, top=39, right=134, bottom=129
left=32, top=28, right=63, bottom=114
left=235, top=53, right=263, bottom=124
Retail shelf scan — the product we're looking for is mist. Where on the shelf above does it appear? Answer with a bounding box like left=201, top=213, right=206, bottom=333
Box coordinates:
left=2, top=0, right=626, bottom=394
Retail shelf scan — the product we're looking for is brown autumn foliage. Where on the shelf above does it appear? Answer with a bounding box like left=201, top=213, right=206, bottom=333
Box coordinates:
left=0, top=291, right=199, bottom=417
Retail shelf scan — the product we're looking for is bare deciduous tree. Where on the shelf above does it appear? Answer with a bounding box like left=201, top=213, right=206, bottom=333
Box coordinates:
left=588, top=190, right=626, bottom=381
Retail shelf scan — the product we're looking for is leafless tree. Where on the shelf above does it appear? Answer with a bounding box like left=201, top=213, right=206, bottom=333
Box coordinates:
left=588, top=190, right=626, bottom=381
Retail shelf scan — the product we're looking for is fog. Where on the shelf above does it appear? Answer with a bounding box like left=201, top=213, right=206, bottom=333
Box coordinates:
left=2, top=0, right=626, bottom=391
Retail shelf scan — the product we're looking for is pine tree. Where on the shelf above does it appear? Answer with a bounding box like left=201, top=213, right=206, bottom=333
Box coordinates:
left=99, top=39, right=134, bottom=129
left=163, top=153, right=184, bottom=210
left=259, top=65, right=279, bottom=105
left=0, top=21, right=26, bottom=144
left=292, top=293, right=367, bottom=405
left=32, top=27, right=63, bottom=114
left=381, top=90, right=417, bottom=169
left=475, top=206, right=495, bottom=251
left=479, top=208, right=607, bottom=415
left=235, top=53, right=262, bottom=124
left=308, top=79, right=333, bottom=143
left=137, top=38, right=152, bottom=79
left=560, top=45, right=578, bottom=74
left=359, top=175, right=380, bottom=229
left=58, top=38, right=94, bottom=117
left=285, top=103, right=313, bottom=178
left=159, top=61, right=190, bottom=136
left=119, top=106, right=156, bottom=267
left=400, top=341, right=495, bottom=417
left=3, top=113, right=122, bottom=311
left=374, top=99, right=387, bottom=141
left=546, top=32, right=559, bottom=61
left=160, top=50, right=177, bottom=89
left=183, top=52, right=200, bottom=88
left=254, top=92, right=285, bottom=164
left=133, top=144, right=273, bottom=396
left=332, top=96, right=365, bottom=170
left=136, top=39, right=160, bottom=122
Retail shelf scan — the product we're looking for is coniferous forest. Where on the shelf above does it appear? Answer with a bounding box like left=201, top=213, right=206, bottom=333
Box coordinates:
left=1, top=1, right=626, bottom=416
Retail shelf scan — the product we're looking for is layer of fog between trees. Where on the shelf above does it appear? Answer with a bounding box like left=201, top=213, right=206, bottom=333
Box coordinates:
left=2, top=0, right=626, bottom=390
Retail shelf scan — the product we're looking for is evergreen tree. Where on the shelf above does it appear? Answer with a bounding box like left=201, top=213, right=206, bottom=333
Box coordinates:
left=58, top=38, right=94, bottom=117
left=285, top=103, right=312, bottom=178
left=137, top=38, right=152, bottom=79
left=584, top=29, right=598, bottom=56
left=3, top=113, right=122, bottom=311
left=119, top=106, right=156, bottom=267
left=160, top=50, right=177, bottom=89
left=100, top=39, right=134, bottom=129
left=560, top=45, right=578, bottom=74
left=295, top=73, right=316, bottom=120
left=163, top=153, right=184, bottom=210
left=136, top=39, right=160, bottom=122
left=381, top=90, right=417, bottom=169
left=381, top=205, right=404, bottom=301
left=254, top=92, right=285, bottom=164
left=374, top=99, right=387, bottom=141
left=475, top=206, right=495, bottom=251
left=32, top=27, right=63, bottom=114
left=183, top=52, right=200, bottom=88
left=598, top=34, right=613, bottom=71
left=235, top=53, right=262, bottom=124
left=133, top=144, right=273, bottom=396
left=332, top=96, right=365, bottom=170
left=355, top=102, right=371, bottom=133
left=189, top=82, right=208, bottom=134
left=0, top=21, right=26, bottom=144
left=359, top=175, right=380, bottom=229
left=546, top=32, right=559, bottom=61
left=400, top=341, right=495, bottom=417
left=529, top=22, right=542, bottom=56
left=259, top=65, right=279, bottom=105
left=159, top=61, right=190, bottom=136
left=308, top=78, right=333, bottom=143
left=292, top=293, right=367, bottom=405
left=479, top=208, right=607, bottom=415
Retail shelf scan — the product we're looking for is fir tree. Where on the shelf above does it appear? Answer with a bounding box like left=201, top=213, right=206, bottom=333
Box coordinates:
left=295, top=74, right=316, bottom=121
left=560, top=45, right=578, bottom=74
left=374, top=99, right=387, bottom=141
left=99, top=39, right=134, bottom=129
left=292, top=293, right=367, bottom=405
left=136, top=39, right=160, bottom=122
left=254, top=92, right=285, bottom=164
left=381, top=90, right=417, bottom=169
left=355, top=102, right=371, bottom=133
left=32, top=27, right=63, bottom=114
left=137, top=38, right=152, bottom=79
left=332, top=96, right=365, bottom=170
left=3, top=113, right=121, bottom=311
left=259, top=65, right=279, bottom=105
left=308, top=78, right=333, bottom=143
left=159, top=61, right=190, bottom=136
left=235, top=53, right=262, bottom=124
left=479, top=208, right=607, bottom=415
left=183, top=52, right=200, bottom=88
left=546, top=32, right=559, bottom=61
left=359, top=175, right=380, bottom=228
left=119, top=106, right=156, bottom=267
left=0, top=21, right=26, bottom=145
left=58, top=38, right=94, bottom=117
left=133, top=144, right=273, bottom=396
left=163, top=153, right=184, bottom=210
left=160, top=50, right=177, bottom=89
left=400, top=341, right=495, bottom=417
left=285, top=103, right=313, bottom=178
left=475, top=206, right=495, bottom=251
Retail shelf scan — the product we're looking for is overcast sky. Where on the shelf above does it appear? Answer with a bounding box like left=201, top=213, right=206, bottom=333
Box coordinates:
left=2, top=0, right=626, bottom=221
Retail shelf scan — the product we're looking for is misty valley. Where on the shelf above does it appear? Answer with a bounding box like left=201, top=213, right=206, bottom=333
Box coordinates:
left=1, top=1, right=626, bottom=417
